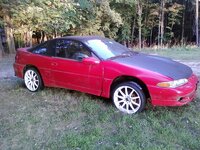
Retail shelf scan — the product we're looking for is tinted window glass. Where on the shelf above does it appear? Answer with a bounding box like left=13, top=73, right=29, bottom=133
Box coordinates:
left=55, top=40, right=69, bottom=58
left=32, top=42, right=48, bottom=55
left=68, top=41, right=91, bottom=61
left=55, top=39, right=91, bottom=61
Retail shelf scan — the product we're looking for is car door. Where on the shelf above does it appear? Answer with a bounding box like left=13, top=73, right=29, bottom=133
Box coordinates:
left=51, top=39, right=103, bottom=95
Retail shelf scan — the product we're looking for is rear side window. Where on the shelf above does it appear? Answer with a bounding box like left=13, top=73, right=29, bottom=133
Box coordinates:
left=55, top=40, right=70, bottom=58
left=31, top=42, right=48, bottom=55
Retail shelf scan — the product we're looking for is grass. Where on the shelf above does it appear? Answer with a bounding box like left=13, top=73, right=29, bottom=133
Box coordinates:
left=0, top=48, right=200, bottom=150
left=136, top=46, right=200, bottom=61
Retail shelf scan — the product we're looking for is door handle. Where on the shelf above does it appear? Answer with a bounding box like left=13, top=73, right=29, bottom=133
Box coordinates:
left=51, top=62, right=58, bottom=66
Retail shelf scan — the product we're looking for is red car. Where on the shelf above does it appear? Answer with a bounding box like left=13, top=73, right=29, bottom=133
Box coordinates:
left=13, top=36, right=199, bottom=114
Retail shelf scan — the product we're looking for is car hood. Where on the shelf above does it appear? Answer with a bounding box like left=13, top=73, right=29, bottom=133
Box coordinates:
left=111, top=53, right=193, bottom=80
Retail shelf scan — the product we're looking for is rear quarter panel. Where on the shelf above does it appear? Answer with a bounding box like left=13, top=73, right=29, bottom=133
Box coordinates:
left=14, top=48, right=53, bottom=87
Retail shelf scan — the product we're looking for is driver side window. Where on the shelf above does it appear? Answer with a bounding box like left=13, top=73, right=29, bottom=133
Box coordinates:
left=55, top=39, right=91, bottom=61
left=68, top=41, right=91, bottom=61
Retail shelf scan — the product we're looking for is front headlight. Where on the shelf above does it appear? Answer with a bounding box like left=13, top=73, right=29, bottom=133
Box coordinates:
left=157, top=78, right=188, bottom=88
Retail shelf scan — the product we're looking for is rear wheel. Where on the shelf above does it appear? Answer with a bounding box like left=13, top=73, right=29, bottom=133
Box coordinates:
left=112, top=82, right=146, bottom=114
left=24, top=68, right=43, bottom=92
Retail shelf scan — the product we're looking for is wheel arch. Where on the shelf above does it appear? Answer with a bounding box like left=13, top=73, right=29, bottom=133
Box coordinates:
left=23, top=65, right=40, bottom=76
left=110, top=75, right=151, bottom=100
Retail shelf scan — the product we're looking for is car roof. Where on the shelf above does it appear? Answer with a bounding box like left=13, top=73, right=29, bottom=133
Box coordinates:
left=57, top=36, right=106, bottom=42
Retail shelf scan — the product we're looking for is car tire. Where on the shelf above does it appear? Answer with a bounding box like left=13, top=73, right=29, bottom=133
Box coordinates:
left=112, top=82, right=146, bottom=114
left=24, top=68, right=43, bottom=92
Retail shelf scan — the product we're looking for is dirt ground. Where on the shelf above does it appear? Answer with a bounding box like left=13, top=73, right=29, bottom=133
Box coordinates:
left=0, top=55, right=15, bottom=79
left=0, top=55, right=199, bottom=80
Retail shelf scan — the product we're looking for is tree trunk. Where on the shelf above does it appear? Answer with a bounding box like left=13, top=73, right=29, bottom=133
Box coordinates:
left=27, top=31, right=33, bottom=47
left=181, top=0, right=186, bottom=46
left=150, top=28, right=153, bottom=47
left=36, top=33, right=40, bottom=44
left=160, top=0, right=165, bottom=48
left=55, top=29, right=58, bottom=38
left=158, top=14, right=161, bottom=48
left=4, top=14, right=16, bottom=53
left=137, top=1, right=142, bottom=50
left=131, top=18, right=136, bottom=47
left=196, top=0, right=199, bottom=46
left=0, top=36, right=4, bottom=59
left=40, top=31, right=45, bottom=43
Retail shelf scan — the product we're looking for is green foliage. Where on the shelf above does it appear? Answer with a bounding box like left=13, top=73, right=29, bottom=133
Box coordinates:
left=1, top=0, right=122, bottom=39
left=142, top=2, right=159, bottom=39
left=11, top=0, right=77, bottom=36
left=165, top=3, right=184, bottom=42
left=118, top=24, right=131, bottom=42
left=0, top=0, right=198, bottom=48
left=76, top=0, right=122, bottom=38
left=111, top=0, right=136, bottom=41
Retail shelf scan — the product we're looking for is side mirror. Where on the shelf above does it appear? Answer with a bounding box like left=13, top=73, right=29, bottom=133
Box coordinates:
left=82, top=57, right=100, bottom=65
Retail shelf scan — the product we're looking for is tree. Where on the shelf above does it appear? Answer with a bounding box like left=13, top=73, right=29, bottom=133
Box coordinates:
left=158, top=0, right=166, bottom=48
left=142, top=1, right=159, bottom=46
left=196, top=0, right=199, bottom=46
left=0, top=35, right=3, bottom=58
left=136, top=0, right=143, bottom=50
left=76, top=0, right=122, bottom=39
left=0, top=19, right=4, bottom=58
left=12, top=0, right=77, bottom=46
left=111, top=0, right=136, bottom=46
left=0, top=0, right=16, bottom=53
left=181, top=0, right=186, bottom=45
left=166, top=3, right=184, bottom=45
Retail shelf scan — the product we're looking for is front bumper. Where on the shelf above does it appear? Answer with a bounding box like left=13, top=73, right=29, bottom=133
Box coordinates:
left=149, top=74, right=199, bottom=106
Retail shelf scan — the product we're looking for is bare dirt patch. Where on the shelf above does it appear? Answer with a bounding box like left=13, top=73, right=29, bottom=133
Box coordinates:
left=0, top=54, right=15, bottom=79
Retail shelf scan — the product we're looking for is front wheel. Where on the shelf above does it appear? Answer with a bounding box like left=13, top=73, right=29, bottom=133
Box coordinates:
left=24, top=68, right=43, bottom=92
left=112, top=82, right=146, bottom=114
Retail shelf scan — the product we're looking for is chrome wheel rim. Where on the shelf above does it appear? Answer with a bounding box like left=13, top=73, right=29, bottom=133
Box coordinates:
left=24, top=70, right=39, bottom=91
left=113, top=86, right=141, bottom=114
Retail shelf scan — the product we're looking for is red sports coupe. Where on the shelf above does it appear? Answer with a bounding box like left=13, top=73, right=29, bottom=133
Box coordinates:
left=13, top=36, right=199, bottom=114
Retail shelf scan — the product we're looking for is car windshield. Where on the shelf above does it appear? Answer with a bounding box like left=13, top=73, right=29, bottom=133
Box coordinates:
left=84, top=38, right=131, bottom=60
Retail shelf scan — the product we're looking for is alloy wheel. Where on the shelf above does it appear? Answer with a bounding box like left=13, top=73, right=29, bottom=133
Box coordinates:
left=113, top=85, right=142, bottom=114
left=24, top=70, right=40, bottom=92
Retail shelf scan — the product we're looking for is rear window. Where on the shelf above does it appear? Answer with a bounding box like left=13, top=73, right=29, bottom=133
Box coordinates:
left=29, top=42, right=48, bottom=56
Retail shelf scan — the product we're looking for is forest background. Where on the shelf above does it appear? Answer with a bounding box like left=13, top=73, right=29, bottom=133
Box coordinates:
left=0, top=0, right=199, bottom=58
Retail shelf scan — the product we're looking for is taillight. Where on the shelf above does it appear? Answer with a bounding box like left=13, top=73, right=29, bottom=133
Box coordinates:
left=15, top=50, right=20, bottom=62
left=15, top=53, right=18, bottom=61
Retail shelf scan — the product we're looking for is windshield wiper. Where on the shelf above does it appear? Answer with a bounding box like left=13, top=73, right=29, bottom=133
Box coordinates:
left=107, top=51, right=139, bottom=60
left=122, top=50, right=139, bottom=55
left=107, top=53, right=131, bottom=60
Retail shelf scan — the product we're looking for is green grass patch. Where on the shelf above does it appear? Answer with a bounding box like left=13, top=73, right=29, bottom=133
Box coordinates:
left=136, top=47, right=200, bottom=61
left=0, top=79, right=199, bottom=149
